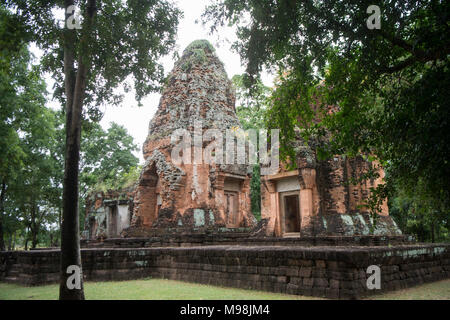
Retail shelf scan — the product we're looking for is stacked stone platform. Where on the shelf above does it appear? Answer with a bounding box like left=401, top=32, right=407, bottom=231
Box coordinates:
left=80, top=234, right=415, bottom=249
left=1, top=242, right=449, bottom=299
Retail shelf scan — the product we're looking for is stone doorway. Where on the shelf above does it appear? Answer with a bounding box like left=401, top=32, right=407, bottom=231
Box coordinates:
left=108, top=206, right=118, bottom=237
left=89, top=217, right=97, bottom=240
left=280, top=191, right=301, bottom=235
left=224, top=191, right=239, bottom=227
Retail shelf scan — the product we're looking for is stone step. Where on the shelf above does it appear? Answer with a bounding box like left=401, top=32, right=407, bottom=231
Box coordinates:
left=8, top=264, right=23, bottom=272
left=8, top=270, right=19, bottom=276
left=3, top=276, right=19, bottom=283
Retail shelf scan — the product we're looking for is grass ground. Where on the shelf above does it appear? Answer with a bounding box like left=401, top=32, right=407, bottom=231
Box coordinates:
left=0, top=278, right=449, bottom=300
left=367, top=279, right=450, bottom=300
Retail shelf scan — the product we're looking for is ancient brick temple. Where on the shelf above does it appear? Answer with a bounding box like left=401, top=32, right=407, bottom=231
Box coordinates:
left=261, top=147, right=401, bottom=237
left=127, top=40, right=255, bottom=233
left=83, top=40, right=401, bottom=240
left=4, top=42, right=449, bottom=301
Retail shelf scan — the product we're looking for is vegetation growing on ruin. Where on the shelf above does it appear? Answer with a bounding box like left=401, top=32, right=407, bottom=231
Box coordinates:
left=184, top=39, right=216, bottom=54
left=180, top=40, right=216, bottom=72
left=92, top=166, right=141, bottom=194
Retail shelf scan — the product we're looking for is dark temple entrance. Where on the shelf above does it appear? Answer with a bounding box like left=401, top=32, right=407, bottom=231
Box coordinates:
left=108, top=206, right=118, bottom=237
left=281, top=192, right=300, bottom=234
left=224, top=191, right=239, bottom=227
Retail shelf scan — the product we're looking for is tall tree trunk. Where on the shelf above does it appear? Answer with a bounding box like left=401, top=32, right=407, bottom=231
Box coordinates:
left=30, top=205, right=37, bottom=249
left=0, top=220, right=3, bottom=251
left=59, top=0, right=96, bottom=300
left=59, top=0, right=84, bottom=299
left=7, top=234, right=12, bottom=251
left=0, top=181, right=6, bottom=251
left=431, top=219, right=435, bottom=243
left=59, top=207, right=62, bottom=230
left=31, top=228, right=38, bottom=249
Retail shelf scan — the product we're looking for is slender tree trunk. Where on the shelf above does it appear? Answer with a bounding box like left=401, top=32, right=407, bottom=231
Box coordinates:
left=0, top=220, right=3, bottom=251
left=31, top=229, right=38, bottom=249
left=0, top=181, right=6, bottom=251
left=12, top=231, right=16, bottom=251
left=60, top=0, right=84, bottom=298
left=431, top=219, right=435, bottom=243
left=7, top=234, right=12, bottom=251
left=59, top=207, right=62, bottom=230
left=436, top=218, right=441, bottom=242
left=30, top=205, right=38, bottom=249
left=59, top=0, right=96, bottom=300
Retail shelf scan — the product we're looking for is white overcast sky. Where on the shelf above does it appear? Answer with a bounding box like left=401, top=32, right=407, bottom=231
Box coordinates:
left=40, top=0, right=273, bottom=163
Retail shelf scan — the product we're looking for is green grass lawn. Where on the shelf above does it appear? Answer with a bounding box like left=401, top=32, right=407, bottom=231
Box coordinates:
left=367, top=279, right=450, bottom=300
left=0, top=278, right=449, bottom=300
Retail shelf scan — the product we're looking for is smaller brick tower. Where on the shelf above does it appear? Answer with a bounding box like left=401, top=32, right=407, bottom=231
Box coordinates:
left=261, top=145, right=401, bottom=237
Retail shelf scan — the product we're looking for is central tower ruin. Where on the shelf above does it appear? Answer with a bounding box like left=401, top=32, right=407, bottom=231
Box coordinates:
left=128, top=40, right=255, bottom=233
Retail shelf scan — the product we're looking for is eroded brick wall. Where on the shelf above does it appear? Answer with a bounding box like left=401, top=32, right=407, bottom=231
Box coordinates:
left=261, top=156, right=397, bottom=237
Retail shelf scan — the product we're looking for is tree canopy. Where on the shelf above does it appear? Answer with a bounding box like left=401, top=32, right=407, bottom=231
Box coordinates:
left=204, top=0, right=450, bottom=217
left=0, top=7, right=54, bottom=250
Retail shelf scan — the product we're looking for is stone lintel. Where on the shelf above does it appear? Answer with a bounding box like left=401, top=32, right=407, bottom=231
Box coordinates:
left=104, top=199, right=130, bottom=206
left=264, top=169, right=300, bottom=181
left=221, top=173, right=247, bottom=180
left=214, top=172, right=247, bottom=190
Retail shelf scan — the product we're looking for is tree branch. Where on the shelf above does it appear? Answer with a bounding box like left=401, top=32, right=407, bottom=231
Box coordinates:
left=377, top=30, right=421, bottom=56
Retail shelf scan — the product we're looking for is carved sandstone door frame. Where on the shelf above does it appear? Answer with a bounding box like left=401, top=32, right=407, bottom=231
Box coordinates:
left=108, top=205, right=118, bottom=237
left=279, top=191, right=301, bottom=236
left=224, top=190, right=240, bottom=227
